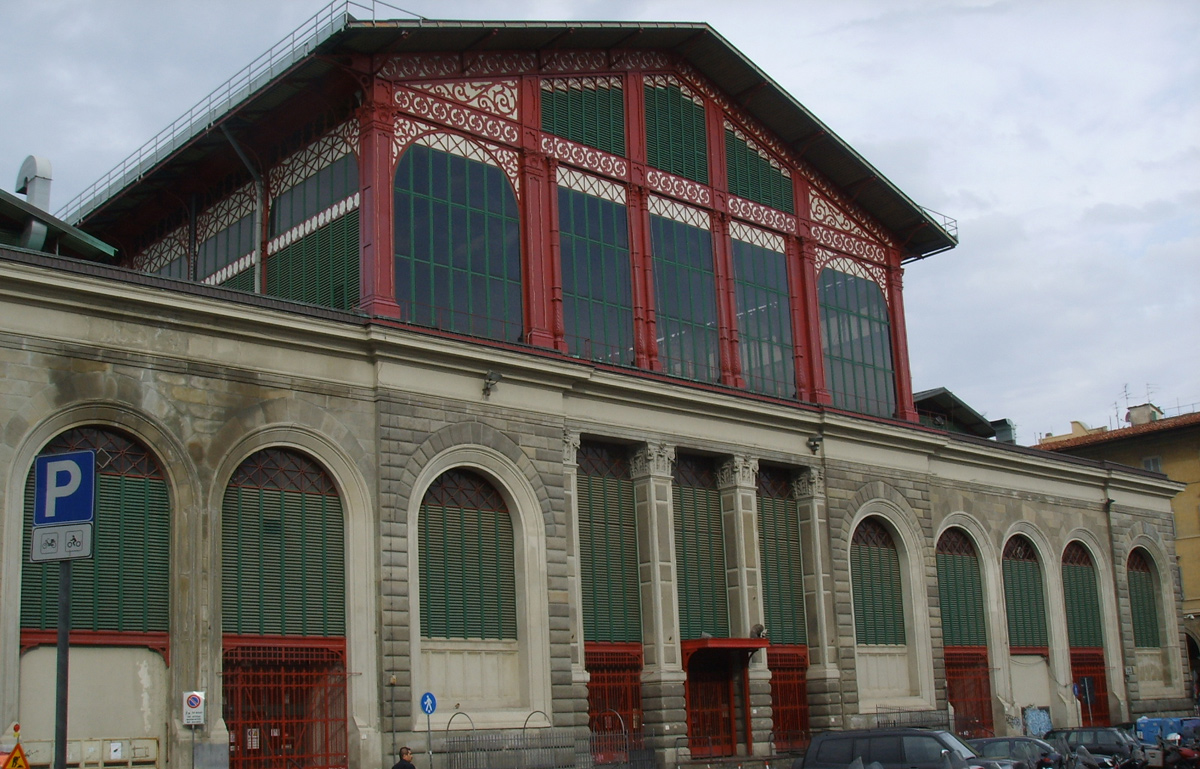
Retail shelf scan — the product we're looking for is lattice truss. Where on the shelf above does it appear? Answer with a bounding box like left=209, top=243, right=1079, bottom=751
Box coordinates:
left=557, top=167, right=626, bottom=204
left=647, top=194, right=710, bottom=230
left=729, top=220, right=785, bottom=253
left=269, top=119, right=359, bottom=195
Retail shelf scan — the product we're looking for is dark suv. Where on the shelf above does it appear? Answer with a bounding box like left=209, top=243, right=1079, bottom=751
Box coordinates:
left=1042, top=728, right=1141, bottom=766
left=796, top=728, right=1018, bottom=769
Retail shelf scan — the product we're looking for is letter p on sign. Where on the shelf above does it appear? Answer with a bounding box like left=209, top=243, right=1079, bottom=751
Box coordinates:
left=34, top=450, right=96, bottom=526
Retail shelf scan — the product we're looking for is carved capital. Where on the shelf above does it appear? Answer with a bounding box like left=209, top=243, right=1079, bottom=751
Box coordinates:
left=793, top=466, right=824, bottom=498
left=631, top=442, right=675, bottom=478
left=717, top=455, right=758, bottom=489
left=562, top=429, right=581, bottom=467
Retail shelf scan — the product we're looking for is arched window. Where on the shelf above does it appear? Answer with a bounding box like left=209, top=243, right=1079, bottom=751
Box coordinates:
left=21, top=427, right=170, bottom=639
left=1062, top=542, right=1110, bottom=726
left=393, top=143, right=522, bottom=342
left=851, top=517, right=905, bottom=645
left=817, top=268, right=895, bottom=418
left=1128, top=549, right=1161, bottom=648
left=1003, top=535, right=1047, bottom=651
left=936, top=528, right=992, bottom=738
left=419, top=468, right=516, bottom=640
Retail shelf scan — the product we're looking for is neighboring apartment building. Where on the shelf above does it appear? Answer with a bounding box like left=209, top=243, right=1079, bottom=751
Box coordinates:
left=0, top=10, right=1188, bottom=769
left=1043, top=405, right=1200, bottom=677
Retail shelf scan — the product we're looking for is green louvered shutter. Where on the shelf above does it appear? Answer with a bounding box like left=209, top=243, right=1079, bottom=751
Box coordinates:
left=266, top=209, right=360, bottom=310
left=724, top=128, right=794, bottom=213
left=757, top=468, right=806, bottom=645
left=220, top=268, right=256, bottom=293
left=21, top=428, right=170, bottom=633
left=420, top=469, right=516, bottom=640
left=1003, top=537, right=1048, bottom=649
left=1062, top=543, right=1103, bottom=648
left=674, top=455, right=728, bottom=639
left=222, top=449, right=345, bottom=637
left=541, top=78, right=626, bottom=157
left=1128, top=549, right=1161, bottom=648
left=644, top=82, right=708, bottom=185
left=851, top=518, right=905, bottom=645
left=936, top=529, right=987, bottom=647
left=577, top=443, right=641, bottom=642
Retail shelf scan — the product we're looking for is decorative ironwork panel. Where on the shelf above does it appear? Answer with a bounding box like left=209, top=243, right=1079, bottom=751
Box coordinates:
left=268, top=119, right=359, bottom=197
left=394, top=84, right=520, bottom=146
left=768, top=646, right=811, bottom=750
left=408, top=79, right=519, bottom=120
left=728, top=196, right=796, bottom=234
left=133, top=222, right=190, bottom=276
left=646, top=168, right=712, bottom=207
left=647, top=195, right=709, bottom=229
left=542, top=134, right=629, bottom=179
left=557, top=166, right=625, bottom=203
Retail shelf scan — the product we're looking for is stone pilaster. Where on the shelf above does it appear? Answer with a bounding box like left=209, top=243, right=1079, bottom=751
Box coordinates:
left=562, top=429, right=588, bottom=692
left=795, top=465, right=844, bottom=728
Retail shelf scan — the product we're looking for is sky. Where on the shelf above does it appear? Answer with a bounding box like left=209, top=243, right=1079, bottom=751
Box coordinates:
left=1, top=0, right=1196, bottom=445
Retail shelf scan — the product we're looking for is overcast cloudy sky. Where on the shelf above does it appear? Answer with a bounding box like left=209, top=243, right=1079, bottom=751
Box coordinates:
left=2, top=0, right=1196, bottom=445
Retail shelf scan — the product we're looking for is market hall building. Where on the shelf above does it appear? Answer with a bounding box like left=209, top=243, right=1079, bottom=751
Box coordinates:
left=0, top=11, right=1189, bottom=769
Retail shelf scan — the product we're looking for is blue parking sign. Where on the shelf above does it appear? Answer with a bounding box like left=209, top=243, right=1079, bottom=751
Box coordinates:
left=34, top=450, right=96, bottom=526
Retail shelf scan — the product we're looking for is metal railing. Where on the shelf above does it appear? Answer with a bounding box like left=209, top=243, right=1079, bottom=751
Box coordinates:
left=921, top=207, right=958, bottom=239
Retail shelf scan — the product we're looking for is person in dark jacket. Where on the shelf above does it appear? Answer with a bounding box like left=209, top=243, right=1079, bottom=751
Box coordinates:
left=391, top=746, right=416, bottom=769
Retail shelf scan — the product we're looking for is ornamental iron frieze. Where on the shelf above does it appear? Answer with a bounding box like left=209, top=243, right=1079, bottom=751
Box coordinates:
left=407, top=79, right=519, bottom=121
left=557, top=167, right=626, bottom=204
left=613, top=50, right=672, bottom=72
left=717, top=456, right=759, bottom=488
left=725, top=121, right=790, bottom=176
left=645, top=74, right=704, bottom=107
left=812, top=225, right=886, bottom=262
left=541, top=75, right=623, bottom=94
left=197, top=183, right=255, bottom=243
left=268, top=119, right=359, bottom=194
left=647, top=194, right=710, bottom=230
left=540, top=50, right=611, bottom=74
left=810, top=190, right=869, bottom=238
left=815, top=249, right=889, bottom=304
left=540, top=134, right=628, bottom=179
left=394, top=83, right=520, bottom=146
left=392, top=116, right=520, bottom=199
left=631, top=442, right=675, bottom=478
left=805, top=173, right=896, bottom=247
left=729, top=220, right=786, bottom=253
left=131, top=222, right=189, bottom=273
left=267, top=193, right=361, bottom=255
left=379, top=52, right=537, bottom=80
left=646, top=169, right=711, bottom=207
left=728, top=196, right=796, bottom=235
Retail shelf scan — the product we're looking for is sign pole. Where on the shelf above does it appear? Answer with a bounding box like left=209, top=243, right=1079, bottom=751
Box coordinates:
left=54, top=560, right=70, bottom=769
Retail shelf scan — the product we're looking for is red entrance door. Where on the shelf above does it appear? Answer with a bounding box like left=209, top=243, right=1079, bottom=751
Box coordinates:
left=686, top=650, right=737, bottom=758
left=945, top=647, right=994, bottom=738
left=1070, top=648, right=1111, bottom=726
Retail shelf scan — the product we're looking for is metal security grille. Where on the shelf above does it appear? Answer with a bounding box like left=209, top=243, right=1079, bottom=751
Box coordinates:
left=541, top=78, right=626, bottom=157
left=585, top=642, right=644, bottom=763
left=269, top=153, right=358, bottom=236
left=757, top=467, right=806, bottom=644
left=1062, top=543, right=1104, bottom=648
left=222, top=449, right=345, bottom=637
left=936, top=529, right=987, bottom=647
left=650, top=215, right=720, bottom=383
left=767, top=645, right=810, bottom=751
left=1128, top=549, right=1161, bottom=648
left=851, top=518, right=905, bottom=645
left=733, top=239, right=796, bottom=398
left=724, top=129, right=794, bottom=214
left=945, top=647, right=994, bottom=738
left=578, top=443, right=641, bottom=642
left=420, top=468, right=516, bottom=639
left=1003, top=536, right=1048, bottom=651
left=223, top=643, right=348, bottom=769
left=1070, top=648, right=1110, bottom=726
left=266, top=209, right=360, bottom=311
left=644, top=83, right=708, bottom=185
left=21, top=427, right=170, bottom=633
left=394, top=144, right=523, bottom=342
left=686, top=651, right=736, bottom=758
left=674, top=455, right=729, bottom=639
left=558, top=187, right=635, bottom=365
left=818, top=268, right=895, bottom=418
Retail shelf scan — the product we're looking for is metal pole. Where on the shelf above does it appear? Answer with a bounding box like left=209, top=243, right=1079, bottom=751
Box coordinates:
left=54, top=560, right=71, bottom=769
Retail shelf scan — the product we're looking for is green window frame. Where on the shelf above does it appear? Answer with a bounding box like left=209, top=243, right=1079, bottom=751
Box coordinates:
left=541, top=78, right=625, bottom=157
left=650, top=214, right=719, bottom=383
left=420, top=468, right=516, bottom=640
left=818, top=267, right=896, bottom=418
left=558, top=187, right=634, bottom=365
left=757, top=467, right=806, bottom=645
left=644, top=82, right=708, bottom=185
left=21, top=427, right=170, bottom=633
left=1128, top=549, right=1161, bottom=648
left=851, top=518, right=905, bottom=645
left=725, top=128, right=794, bottom=213
left=936, top=528, right=987, bottom=647
left=1062, top=543, right=1104, bottom=648
left=269, top=153, right=358, bottom=237
left=733, top=237, right=796, bottom=398
left=394, top=143, right=523, bottom=342
left=221, top=448, right=345, bottom=637
left=674, top=455, right=729, bottom=639
left=266, top=209, right=360, bottom=311
left=1003, top=536, right=1048, bottom=649
left=577, top=442, right=641, bottom=642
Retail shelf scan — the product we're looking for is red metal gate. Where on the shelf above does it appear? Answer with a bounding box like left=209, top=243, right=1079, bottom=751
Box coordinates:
left=768, top=645, right=810, bottom=751
left=585, top=642, right=643, bottom=762
left=1070, top=648, right=1111, bottom=726
left=223, top=641, right=348, bottom=769
left=686, top=650, right=736, bottom=758
left=945, top=647, right=994, bottom=738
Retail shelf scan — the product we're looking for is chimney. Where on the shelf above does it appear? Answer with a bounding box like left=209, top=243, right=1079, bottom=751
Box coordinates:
left=990, top=418, right=1017, bottom=445
left=1125, top=403, right=1164, bottom=426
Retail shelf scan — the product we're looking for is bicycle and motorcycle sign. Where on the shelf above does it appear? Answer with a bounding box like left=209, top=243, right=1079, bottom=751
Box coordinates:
left=29, top=450, right=95, bottom=562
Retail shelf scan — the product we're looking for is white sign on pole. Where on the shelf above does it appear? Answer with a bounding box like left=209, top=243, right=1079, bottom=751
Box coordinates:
left=183, top=691, right=206, bottom=726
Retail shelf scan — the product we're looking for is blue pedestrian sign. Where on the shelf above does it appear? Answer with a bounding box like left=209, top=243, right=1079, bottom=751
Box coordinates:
left=421, top=692, right=437, bottom=715
left=34, top=450, right=96, bottom=526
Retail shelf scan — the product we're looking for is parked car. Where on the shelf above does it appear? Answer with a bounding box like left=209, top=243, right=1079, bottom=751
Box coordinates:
left=796, top=728, right=1020, bottom=769
left=972, top=737, right=1064, bottom=769
left=1043, top=728, right=1142, bottom=767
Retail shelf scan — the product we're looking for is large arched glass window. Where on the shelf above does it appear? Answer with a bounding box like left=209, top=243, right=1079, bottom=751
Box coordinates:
left=851, top=517, right=905, bottom=645
left=818, top=267, right=895, bottom=418
left=1128, top=548, right=1162, bottom=649
left=21, top=427, right=170, bottom=637
left=1003, top=536, right=1047, bottom=651
left=394, top=143, right=522, bottom=342
left=419, top=468, right=516, bottom=640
